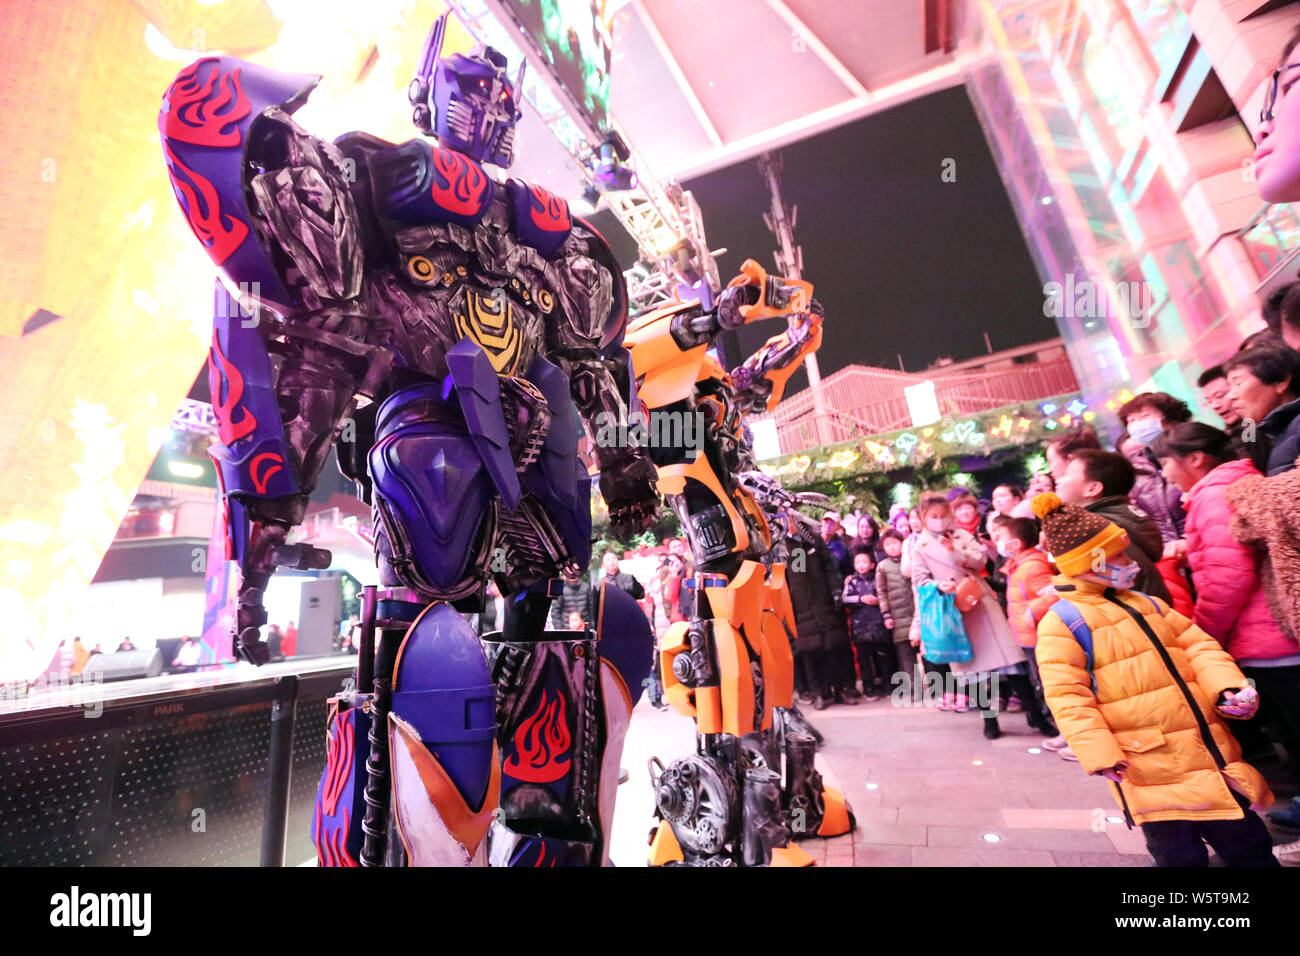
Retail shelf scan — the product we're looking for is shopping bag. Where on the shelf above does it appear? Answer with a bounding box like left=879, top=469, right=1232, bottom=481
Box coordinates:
left=917, top=581, right=973, bottom=663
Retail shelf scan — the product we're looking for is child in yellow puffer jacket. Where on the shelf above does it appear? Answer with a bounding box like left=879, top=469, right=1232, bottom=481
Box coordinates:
left=1031, top=492, right=1278, bottom=867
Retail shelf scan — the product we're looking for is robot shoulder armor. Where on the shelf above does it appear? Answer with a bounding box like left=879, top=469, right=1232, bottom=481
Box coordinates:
left=159, top=56, right=322, bottom=313
left=370, top=138, right=496, bottom=228
left=568, top=215, right=628, bottom=350
left=506, top=179, right=573, bottom=260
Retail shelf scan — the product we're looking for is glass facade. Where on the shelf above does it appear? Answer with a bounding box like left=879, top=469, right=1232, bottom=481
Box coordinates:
left=965, top=0, right=1292, bottom=432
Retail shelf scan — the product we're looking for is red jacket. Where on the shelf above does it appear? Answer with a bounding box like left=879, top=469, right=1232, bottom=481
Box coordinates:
left=1156, top=557, right=1194, bottom=619
left=1002, top=547, right=1057, bottom=648
left=1185, top=458, right=1299, bottom=661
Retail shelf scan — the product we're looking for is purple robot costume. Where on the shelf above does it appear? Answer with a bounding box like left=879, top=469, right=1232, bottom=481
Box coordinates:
left=160, top=14, right=658, bottom=866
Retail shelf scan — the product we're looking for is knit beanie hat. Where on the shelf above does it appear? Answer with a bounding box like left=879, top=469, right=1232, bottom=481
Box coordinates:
left=1030, top=492, right=1129, bottom=576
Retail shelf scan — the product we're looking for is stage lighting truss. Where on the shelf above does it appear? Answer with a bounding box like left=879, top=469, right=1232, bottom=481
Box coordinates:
left=171, top=398, right=220, bottom=437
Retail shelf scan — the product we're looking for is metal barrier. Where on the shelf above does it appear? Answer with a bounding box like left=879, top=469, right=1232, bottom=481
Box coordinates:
left=0, top=657, right=353, bottom=867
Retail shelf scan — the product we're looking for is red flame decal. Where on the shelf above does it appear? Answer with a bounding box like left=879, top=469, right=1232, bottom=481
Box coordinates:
left=322, top=714, right=354, bottom=816
left=250, top=453, right=284, bottom=495
left=315, top=804, right=358, bottom=867
left=161, top=60, right=251, bottom=148
left=504, top=690, right=572, bottom=783
left=431, top=148, right=489, bottom=216
left=527, top=184, right=570, bottom=233
left=208, top=332, right=257, bottom=445
left=164, top=141, right=249, bottom=265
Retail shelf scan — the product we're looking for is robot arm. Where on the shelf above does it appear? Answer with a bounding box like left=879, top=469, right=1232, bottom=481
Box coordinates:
left=229, top=139, right=389, bottom=660
left=729, top=300, right=823, bottom=416
left=161, top=58, right=385, bottom=661
left=549, top=219, right=660, bottom=537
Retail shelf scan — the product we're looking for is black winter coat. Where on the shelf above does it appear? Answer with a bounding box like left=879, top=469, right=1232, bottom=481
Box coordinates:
left=786, top=540, right=849, bottom=652
left=549, top=579, right=592, bottom=629
left=1083, top=496, right=1172, bottom=604
left=843, top=572, right=889, bottom=643
left=1261, top=397, right=1300, bottom=476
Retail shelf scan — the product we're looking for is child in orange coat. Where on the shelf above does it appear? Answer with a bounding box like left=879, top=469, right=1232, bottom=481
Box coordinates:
left=1032, top=493, right=1276, bottom=867
left=991, top=515, right=1063, bottom=748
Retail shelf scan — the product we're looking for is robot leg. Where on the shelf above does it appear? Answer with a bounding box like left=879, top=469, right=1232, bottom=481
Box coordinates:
left=314, top=588, right=498, bottom=867
left=763, top=561, right=851, bottom=840
left=481, top=581, right=652, bottom=867
left=652, top=562, right=815, bottom=866
left=783, top=732, right=855, bottom=840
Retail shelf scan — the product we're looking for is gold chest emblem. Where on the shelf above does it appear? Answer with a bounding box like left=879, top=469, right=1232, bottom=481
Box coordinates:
left=455, top=288, right=523, bottom=375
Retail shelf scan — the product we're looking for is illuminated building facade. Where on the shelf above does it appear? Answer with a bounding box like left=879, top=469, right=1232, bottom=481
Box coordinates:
left=963, top=0, right=1300, bottom=431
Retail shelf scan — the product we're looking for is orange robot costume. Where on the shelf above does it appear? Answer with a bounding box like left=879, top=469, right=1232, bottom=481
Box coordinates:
left=624, top=260, right=854, bottom=866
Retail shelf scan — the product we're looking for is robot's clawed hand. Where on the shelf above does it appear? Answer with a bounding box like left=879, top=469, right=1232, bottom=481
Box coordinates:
left=234, top=521, right=333, bottom=666
left=717, top=259, right=813, bottom=328
left=602, top=458, right=661, bottom=539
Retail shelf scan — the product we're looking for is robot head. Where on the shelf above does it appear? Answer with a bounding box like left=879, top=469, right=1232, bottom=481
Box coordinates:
left=409, top=12, right=525, bottom=168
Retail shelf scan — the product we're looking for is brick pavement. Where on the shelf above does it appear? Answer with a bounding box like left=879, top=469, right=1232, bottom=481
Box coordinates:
left=610, top=693, right=1298, bottom=867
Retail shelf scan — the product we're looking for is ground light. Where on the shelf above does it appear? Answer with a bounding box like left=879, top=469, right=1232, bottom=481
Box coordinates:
left=971, top=759, right=983, bottom=766
left=1107, top=816, right=1124, bottom=825
left=1027, top=747, right=1042, bottom=754
left=865, top=782, right=878, bottom=790
left=982, top=833, right=1002, bottom=843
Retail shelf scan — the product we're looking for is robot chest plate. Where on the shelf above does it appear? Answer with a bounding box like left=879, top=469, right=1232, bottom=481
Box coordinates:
left=392, top=217, right=561, bottom=376
left=449, top=283, right=539, bottom=376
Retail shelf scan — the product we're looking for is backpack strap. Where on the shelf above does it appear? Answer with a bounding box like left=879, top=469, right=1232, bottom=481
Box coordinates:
left=1050, top=598, right=1097, bottom=695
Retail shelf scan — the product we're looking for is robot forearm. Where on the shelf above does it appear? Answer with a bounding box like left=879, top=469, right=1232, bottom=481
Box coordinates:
left=730, top=304, right=823, bottom=414
left=567, top=353, right=660, bottom=536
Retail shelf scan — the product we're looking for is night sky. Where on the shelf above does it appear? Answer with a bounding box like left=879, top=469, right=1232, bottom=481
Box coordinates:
left=598, top=85, right=1054, bottom=393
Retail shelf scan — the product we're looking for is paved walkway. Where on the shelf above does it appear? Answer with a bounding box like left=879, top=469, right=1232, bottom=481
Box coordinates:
left=610, top=693, right=1297, bottom=867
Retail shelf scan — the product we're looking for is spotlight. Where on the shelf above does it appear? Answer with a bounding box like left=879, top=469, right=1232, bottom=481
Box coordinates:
left=593, top=130, right=637, bottom=192
left=571, top=185, right=600, bottom=216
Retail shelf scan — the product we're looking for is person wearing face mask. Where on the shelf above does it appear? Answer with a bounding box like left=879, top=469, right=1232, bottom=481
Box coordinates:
left=1032, top=492, right=1278, bottom=868
left=1117, top=392, right=1190, bottom=549
left=1224, top=344, right=1300, bottom=476
left=1151, top=423, right=1300, bottom=784
left=910, top=493, right=1027, bottom=733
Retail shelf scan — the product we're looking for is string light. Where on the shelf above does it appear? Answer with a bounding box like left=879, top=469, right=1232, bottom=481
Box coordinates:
left=763, top=385, right=1137, bottom=483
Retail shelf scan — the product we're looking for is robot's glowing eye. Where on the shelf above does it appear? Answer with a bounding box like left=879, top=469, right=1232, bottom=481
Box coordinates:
left=500, top=91, right=508, bottom=101
left=479, top=80, right=485, bottom=88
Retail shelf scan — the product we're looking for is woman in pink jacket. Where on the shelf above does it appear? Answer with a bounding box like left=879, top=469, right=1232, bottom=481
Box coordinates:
left=1152, top=423, right=1300, bottom=780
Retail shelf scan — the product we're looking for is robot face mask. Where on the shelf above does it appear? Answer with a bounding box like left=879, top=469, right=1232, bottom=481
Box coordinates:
left=409, top=12, right=525, bottom=168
